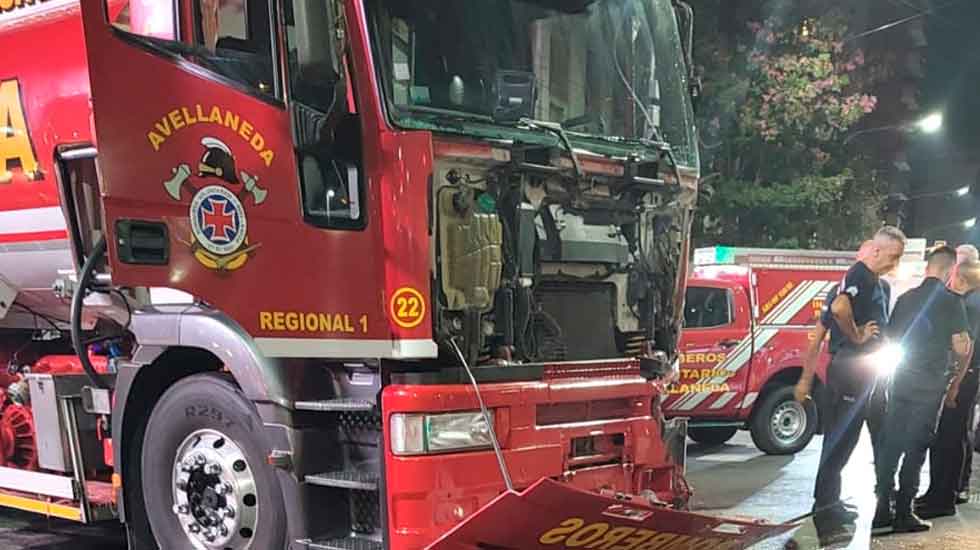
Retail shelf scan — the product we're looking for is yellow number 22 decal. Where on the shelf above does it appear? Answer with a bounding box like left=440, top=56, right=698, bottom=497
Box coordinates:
left=390, top=287, right=426, bottom=329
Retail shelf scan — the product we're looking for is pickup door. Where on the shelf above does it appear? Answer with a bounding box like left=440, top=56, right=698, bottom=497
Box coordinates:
left=665, top=279, right=752, bottom=417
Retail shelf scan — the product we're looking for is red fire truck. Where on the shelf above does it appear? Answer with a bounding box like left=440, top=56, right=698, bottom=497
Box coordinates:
left=0, top=1, right=709, bottom=549
left=665, top=246, right=857, bottom=455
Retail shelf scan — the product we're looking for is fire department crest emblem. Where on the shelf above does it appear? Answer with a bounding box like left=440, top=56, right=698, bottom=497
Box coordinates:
left=190, top=185, right=247, bottom=255
left=162, top=137, right=267, bottom=271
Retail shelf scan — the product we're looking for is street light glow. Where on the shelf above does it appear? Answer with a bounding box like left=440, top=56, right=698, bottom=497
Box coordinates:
left=916, top=112, right=943, bottom=134
left=964, top=217, right=977, bottom=229
left=956, top=186, right=970, bottom=197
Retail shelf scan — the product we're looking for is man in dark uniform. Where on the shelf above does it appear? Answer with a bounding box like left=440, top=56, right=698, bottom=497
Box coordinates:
left=915, top=258, right=980, bottom=518
left=873, top=246, right=973, bottom=534
left=809, top=228, right=905, bottom=542
left=796, top=242, right=890, bottom=470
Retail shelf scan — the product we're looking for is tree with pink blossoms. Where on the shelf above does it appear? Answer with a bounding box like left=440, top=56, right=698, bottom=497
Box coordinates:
left=689, top=4, right=892, bottom=248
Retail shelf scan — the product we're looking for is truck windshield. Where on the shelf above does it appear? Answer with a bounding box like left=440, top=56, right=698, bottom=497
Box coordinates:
left=365, top=0, right=698, bottom=167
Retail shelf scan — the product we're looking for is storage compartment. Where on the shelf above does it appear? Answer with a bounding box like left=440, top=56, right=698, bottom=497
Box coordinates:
left=28, top=374, right=108, bottom=473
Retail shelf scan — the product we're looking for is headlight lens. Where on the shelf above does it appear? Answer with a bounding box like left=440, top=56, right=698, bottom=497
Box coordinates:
left=390, top=411, right=495, bottom=455
left=866, top=343, right=903, bottom=377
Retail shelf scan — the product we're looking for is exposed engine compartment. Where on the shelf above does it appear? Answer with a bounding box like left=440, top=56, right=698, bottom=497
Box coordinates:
left=431, top=140, right=693, bottom=368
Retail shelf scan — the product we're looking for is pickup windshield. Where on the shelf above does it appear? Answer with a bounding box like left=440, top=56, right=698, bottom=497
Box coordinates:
left=365, top=0, right=698, bottom=167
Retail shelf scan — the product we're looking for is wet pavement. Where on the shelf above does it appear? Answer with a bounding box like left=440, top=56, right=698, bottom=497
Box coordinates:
left=686, top=430, right=980, bottom=549
left=0, top=428, right=977, bottom=549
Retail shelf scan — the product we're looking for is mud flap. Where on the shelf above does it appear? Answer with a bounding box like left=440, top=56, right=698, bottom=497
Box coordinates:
left=426, top=478, right=798, bottom=550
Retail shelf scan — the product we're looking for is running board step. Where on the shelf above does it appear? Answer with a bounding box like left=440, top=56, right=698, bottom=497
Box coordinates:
left=300, top=536, right=383, bottom=550
left=294, top=399, right=374, bottom=412
left=305, top=470, right=378, bottom=491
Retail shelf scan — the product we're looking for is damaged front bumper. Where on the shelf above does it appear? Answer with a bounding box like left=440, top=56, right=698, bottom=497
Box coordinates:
left=426, top=477, right=797, bottom=550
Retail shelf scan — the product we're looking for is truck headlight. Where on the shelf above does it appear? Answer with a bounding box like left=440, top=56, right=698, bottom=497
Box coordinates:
left=867, top=343, right=903, bottom=377
left=390, top=411, right=494, bottom=455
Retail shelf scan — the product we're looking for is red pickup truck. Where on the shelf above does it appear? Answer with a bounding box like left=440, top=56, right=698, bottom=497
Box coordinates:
left=665, top=246, right=856, bottom=455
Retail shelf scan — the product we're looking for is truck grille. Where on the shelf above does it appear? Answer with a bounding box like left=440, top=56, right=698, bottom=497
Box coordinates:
left=537, top=398, right=633, bottom=426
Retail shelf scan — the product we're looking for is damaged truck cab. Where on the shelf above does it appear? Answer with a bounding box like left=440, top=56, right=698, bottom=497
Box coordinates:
left=0, top=0, right=701, bottom=548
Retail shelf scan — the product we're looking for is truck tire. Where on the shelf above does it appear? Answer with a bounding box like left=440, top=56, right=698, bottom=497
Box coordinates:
left=687, top=426, right=738, bottom=446
left=141, top=372, right=286, bottom=549
left=750, top=385, right=818, bottom=455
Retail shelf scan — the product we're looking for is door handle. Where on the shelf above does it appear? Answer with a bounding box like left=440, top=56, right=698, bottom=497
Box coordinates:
left=719, top=339, right=740, bottom=349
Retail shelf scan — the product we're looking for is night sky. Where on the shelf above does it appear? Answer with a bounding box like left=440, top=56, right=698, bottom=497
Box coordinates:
left=923, top=1, right=980, bottom=150
left=913, top=0, right=980, bottom=243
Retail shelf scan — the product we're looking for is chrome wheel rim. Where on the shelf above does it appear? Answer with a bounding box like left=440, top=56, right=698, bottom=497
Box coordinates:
left=771, top=400, right=807, bottom=447
left=171, top=429, right=258, bottom=549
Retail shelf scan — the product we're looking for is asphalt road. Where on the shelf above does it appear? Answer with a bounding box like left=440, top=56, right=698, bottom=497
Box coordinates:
left=685, top=430, right=980, bottom=550
left=0, top=428, right=977, bottom=549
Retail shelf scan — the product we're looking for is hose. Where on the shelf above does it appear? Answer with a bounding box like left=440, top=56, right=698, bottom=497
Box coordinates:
left=70, top=235, right=112, bottom=390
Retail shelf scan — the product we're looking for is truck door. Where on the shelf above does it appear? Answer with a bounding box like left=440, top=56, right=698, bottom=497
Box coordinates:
left=77, top=1, right=430, bottom=356
left=666, top=281, right=751, bottom=417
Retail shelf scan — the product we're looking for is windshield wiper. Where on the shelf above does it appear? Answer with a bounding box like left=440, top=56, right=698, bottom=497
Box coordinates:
left=396, top=104, right=494, bottom=123
left=564, top=129, right=670, bottom=153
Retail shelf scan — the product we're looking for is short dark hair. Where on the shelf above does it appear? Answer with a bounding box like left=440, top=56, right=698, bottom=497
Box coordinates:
left=926, top=244, right=957, bottom=270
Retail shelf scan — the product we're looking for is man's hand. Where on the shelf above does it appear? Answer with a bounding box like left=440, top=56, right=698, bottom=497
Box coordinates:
left=946, top=382, right=961, bottom=408
left=856, top=321, right=880, bottom=345
left=794, top=378, right=812, bottom=403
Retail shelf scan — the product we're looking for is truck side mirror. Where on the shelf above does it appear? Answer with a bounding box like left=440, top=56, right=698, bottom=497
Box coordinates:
left=300, top=154, right=362, bottom=227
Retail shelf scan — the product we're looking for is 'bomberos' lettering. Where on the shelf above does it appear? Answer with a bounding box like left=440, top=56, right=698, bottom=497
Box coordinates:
left=537, top=517, right=743, bottom=550
left=0, top=79, right=39, bottom=182
left=678, top=352, right=727, bottom=365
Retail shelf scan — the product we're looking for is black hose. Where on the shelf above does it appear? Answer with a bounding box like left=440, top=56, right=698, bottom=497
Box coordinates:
left=71, top=235, right=112, bottom=390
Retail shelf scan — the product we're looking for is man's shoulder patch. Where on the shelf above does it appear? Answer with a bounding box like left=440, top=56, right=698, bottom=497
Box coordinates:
left=845, top=286, right=859, bottom=297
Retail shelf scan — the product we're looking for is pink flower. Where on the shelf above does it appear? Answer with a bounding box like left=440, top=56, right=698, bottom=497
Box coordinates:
left=853, top=49, right=866, bottom=67
left=859, top=95, right=877, bottom=113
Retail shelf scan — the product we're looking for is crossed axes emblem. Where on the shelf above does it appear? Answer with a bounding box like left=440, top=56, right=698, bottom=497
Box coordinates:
left=163, top=163, right=267, bottom=205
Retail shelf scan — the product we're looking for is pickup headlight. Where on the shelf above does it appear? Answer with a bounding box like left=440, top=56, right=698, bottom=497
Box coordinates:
left=390, top=411, right=495, bottom=455
left=866, top=343, right=903, bottom=377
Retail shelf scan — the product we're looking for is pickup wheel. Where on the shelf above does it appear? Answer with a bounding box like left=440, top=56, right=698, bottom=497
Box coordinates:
left=687, top=426, right=738, bottom=446
left=750, top=385, right=818, bottom=455
left=141, top=373, right=286, bottom=550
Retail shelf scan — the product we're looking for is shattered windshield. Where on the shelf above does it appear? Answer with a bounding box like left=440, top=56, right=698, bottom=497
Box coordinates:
left=365, top=0, right=698, bottom=167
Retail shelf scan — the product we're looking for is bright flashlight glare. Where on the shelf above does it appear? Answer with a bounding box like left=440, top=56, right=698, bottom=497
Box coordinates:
left=868, top=344, right=903, bottom=377
left=916, top=113, right=943, bottom=134
left=964, top=218, right=977, bottom=229
left=956, top=186, right=970, bottom=197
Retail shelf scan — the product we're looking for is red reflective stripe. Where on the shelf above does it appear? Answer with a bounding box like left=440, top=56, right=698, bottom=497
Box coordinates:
left=0, top=230, right=69, bottom=243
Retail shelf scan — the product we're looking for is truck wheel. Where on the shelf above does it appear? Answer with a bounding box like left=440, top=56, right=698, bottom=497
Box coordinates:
left=687, top=426, right=738, bottom=446
left=750, top=385, right=818, bottom=455
left=141, top=373, right=286, bottom=549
